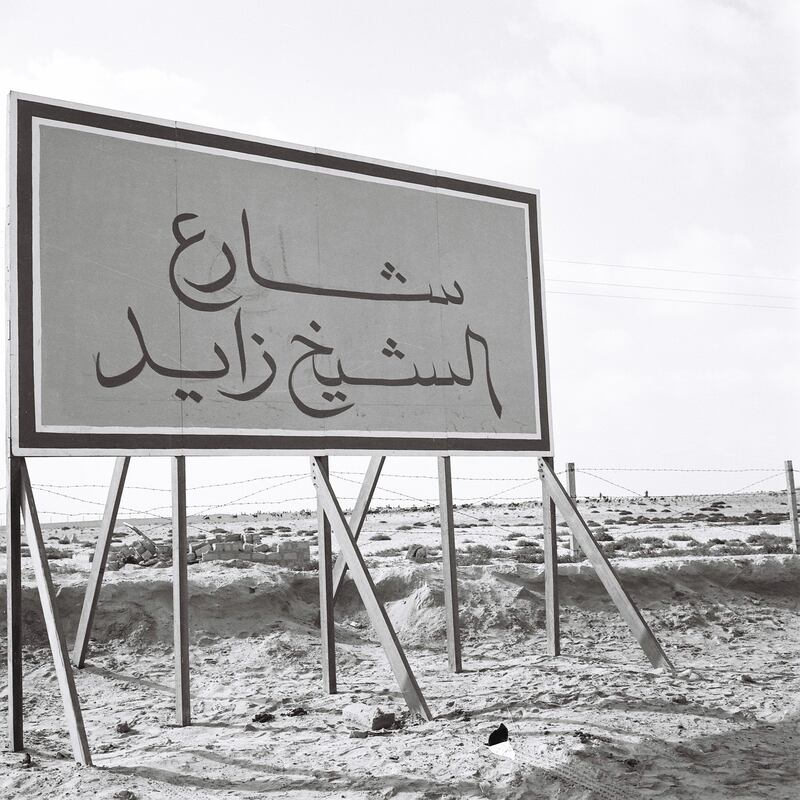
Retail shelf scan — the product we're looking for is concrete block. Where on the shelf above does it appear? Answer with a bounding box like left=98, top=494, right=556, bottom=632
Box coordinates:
left=342, top=703, right=396, bottom=731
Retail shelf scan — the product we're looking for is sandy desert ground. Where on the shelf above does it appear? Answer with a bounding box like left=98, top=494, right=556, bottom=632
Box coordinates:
left=1, top=489, right=798, bottom=799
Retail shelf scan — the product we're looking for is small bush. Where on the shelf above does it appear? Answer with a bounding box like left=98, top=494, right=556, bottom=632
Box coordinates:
left=457, top=544, right=503, bottom=565
left=374, top=547, right=406, bottom=558
left=513, top=548, right=544, bottom=564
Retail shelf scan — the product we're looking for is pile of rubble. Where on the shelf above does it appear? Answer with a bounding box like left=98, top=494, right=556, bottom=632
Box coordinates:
left=88, top=526, right=312, bottom=571
left=106, top=527, right=170, bottom=570
left=191, top=531, right=311, bottom=567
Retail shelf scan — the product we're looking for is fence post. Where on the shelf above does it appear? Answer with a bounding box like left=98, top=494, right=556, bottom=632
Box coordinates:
left=786, top=460, right=799, bottom=553
left=566, top=463, right=578, bottom=559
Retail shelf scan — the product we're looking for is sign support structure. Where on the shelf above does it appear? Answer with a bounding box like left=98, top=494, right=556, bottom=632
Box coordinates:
left=5, top=93, right=675, bottom=764
left=5, top=452, right=677, bottom=763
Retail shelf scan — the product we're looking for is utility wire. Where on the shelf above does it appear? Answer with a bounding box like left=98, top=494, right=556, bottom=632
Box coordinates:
left=546, top=289, right=797, bottom=311
left=546, top=257, right=799, bottom=282
left=579, top=467, right=778, bottom=473
left=548, top=278, right=798, bottom=301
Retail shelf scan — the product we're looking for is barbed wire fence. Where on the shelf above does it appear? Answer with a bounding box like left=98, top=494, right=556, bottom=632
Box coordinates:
left=0, top=462, right=792, bottom=544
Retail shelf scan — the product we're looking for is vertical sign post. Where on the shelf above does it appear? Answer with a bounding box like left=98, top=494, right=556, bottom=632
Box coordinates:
left=6, top=456, right=23, bottom=751
left=316, top=456, right=337, bottom=693
left=541, top=457, right=560, bottom=656
left=172, top=456, right=191, bottom=726
left=438, top=456, right=462, bottom=673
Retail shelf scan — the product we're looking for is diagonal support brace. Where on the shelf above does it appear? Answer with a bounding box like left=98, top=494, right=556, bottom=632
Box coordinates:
left=331, top=455, right=385, bottom=602
left=73, top=456, right=130, bottom=667
left=538, top=458, right=674, bottom=672
left=312, top=457, right=432, bottom=720
left=20, top=460, right=93, bottom=765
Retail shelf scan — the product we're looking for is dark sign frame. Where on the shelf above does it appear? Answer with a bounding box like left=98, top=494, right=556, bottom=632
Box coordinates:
left=8, top=93, right=551, bottom=455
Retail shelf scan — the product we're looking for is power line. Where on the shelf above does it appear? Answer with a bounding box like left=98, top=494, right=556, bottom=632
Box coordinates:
left=548, top=278, right=798, bottom=301
left=546, top=257, right=798, bottom=282
left=546, top=289, right=797, bottom=311
left=579, top=467, right=778, bottom=473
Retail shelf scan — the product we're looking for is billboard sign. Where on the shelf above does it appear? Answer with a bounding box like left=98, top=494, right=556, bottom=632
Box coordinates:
left=8, top=94, right=551, bottom=455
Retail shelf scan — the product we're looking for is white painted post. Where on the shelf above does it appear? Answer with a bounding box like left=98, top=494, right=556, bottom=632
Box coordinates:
left=315, top=456, right=337, bottom=693
left=438, top=456, right=462, bottom=673
left=6, top=455, right=23, bottom=751
left=566, top=462, right=578, bottom=559
left=172, top=456, right=191, bottom=726
left=541, top=457, right=560, bottom=656
left=786, top=460, right=799, bottom=553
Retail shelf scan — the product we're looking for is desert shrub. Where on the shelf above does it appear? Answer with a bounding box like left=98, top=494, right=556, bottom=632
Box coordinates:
left=457, top=544, right=503, bottom=565
left=668, top=532, right=694, bottom=541
left=505, top=532, right=524, bottom=540
left=714, top=544, right=756, bottom=556
left=746, top=532, right=790, bottom=547
left=603, top=535, right=665, bottom=554
left=511, top=546, right=544, bottom=564
left=374, top=547, right=406, bottom=558
left=398, top=525, right=413, bottom=531
left=370, top=534, right=391, bottom=541
left=593, top=530, right=614, bottom=542
left=759, top=536, right=792, bottom=554
left=514, top=538, right=537, bottom=547
left=708, top=538, right=727, bottom=545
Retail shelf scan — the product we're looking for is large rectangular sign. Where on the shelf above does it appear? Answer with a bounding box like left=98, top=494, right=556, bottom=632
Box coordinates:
left=8, top=94, right=551, bottom=455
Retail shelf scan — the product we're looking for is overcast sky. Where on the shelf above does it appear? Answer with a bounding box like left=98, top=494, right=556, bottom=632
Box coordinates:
left=2, top=1, right=798, bottom=518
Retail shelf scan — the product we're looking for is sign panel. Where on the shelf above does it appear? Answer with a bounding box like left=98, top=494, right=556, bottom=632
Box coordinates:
left=8, top=94, right=551, bottom=454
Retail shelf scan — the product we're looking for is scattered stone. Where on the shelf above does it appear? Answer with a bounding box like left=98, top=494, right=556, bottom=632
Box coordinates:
left=343, top=703, right=396, bottom=731
left=671, top=694, right=689, bottom=705
left=113, top=791, right=136, bottom=800
left=284, top=707, right=307, bottom=717
left=115, top=720, right=131, bottom=734
left=406, top=544, right=428, bottom=562
left=252, top=711, right=275, bottom=723
left=349, top=730, right=369, bottom=739
left=21, top=752, right=32, bottom=768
